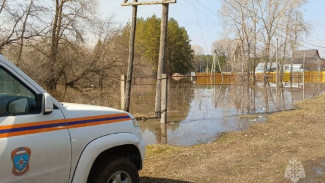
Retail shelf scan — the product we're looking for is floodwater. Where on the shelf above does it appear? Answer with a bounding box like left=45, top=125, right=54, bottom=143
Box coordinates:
left=53, top=78, right=325, bottom=146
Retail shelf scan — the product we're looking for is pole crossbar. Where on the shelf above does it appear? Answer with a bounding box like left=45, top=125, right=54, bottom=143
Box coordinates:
left=121, top=0, right=176, bottom=6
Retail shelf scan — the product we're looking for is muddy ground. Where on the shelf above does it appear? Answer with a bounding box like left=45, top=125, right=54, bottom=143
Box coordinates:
left=139, top=94, right=325, bottom=183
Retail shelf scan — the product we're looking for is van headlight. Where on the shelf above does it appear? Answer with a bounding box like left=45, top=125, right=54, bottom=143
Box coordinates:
left=132, top=118, right=140, bottom=127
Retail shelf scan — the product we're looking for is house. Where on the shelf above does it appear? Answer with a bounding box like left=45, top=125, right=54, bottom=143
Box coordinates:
left=283, top=64, right=303, bottom=72
left=255, top=49, right=325, bottom=73
left=291, top=49, right=325, bottom=71
left=255, top=62, right=302, bottom=74
left=255, top=62, right=277, bottom=73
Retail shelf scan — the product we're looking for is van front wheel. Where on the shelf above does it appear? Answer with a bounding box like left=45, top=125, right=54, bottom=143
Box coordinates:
left=95, top=156, right=139, bottom=183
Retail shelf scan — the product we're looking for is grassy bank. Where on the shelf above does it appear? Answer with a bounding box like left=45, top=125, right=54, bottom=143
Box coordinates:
left=139, top=95, right=325, bottom=182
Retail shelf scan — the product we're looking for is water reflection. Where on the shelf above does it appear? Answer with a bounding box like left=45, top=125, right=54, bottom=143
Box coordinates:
left=52, top=81, right=325, bottom=146
left=141, top=82, right=325, bottom=146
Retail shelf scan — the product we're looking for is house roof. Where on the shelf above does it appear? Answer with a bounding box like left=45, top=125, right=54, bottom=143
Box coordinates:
left=293, top=49, right=319, bottom=59
left=293, top=49, right=324, bottom=65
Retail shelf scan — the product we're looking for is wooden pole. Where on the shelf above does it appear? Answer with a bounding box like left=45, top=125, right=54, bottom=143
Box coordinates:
left=303, top=53, right=305, bottom=99
left=122, top=0, right=175, bottom=116
left=121, top=75, right=126, bottom=110
left=121, top=0, right=176, bottom=6
left=160, top=123, right=167, bottom=144
left=124, top=0, right=138, bottom=112
left=155, top=1, right=169, bottom=117
left=160, top=74, right=168, bottom=123
left=213, top=51, right=217, bottom=84
left=276, top=38, right=278, bottom=110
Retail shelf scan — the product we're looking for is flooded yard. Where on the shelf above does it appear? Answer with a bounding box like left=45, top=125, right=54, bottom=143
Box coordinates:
left=53, top=78, right=325, bottom=146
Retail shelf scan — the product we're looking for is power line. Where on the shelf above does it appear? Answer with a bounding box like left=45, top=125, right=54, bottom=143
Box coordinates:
left=195, top=0, right=219, bottom=19
left=191, top=0, right=209, bottom=52
left=39, top=0, right=54, bottom=11
left=187, top=0, right=267, bottom=54
left=184, top=0, right=221, bottom=24
left=302, top=40, right=325, bottom=49
left=306, top=39, right=325, bottom=41
left=194, top=0, right=225, bottom=26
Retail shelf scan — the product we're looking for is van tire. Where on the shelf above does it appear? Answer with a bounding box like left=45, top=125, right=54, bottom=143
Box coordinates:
left=94, top=156, right=139, bottom=183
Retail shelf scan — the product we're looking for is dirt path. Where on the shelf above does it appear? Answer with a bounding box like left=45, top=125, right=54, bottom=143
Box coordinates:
left=139, top=95, right=325, bottom=182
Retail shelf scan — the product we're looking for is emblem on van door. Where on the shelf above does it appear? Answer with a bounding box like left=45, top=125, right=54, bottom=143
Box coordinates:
left=11, top=147, right=31, bottom=176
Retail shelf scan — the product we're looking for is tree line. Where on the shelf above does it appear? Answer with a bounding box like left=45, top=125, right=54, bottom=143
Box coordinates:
left=193, top=0, right=309, bottom=78
left=0, top=0, right=194, bottom=90
left=121, top=15, right=194, bottom=75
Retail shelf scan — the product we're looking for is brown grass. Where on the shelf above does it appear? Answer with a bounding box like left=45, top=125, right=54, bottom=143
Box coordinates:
left=140, top=95, right=325, bottom=183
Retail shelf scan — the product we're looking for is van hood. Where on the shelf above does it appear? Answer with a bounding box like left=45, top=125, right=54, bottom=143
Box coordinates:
left=62, top=102, right=122, bottom=112
left=61, top=103, right=132, bottom=119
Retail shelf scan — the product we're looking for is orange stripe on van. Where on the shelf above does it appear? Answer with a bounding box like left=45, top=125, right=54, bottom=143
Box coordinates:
left=0, top=113, right=131, bottom=138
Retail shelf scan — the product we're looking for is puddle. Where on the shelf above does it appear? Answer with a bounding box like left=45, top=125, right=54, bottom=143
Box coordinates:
left=296, top=158, right=325, bottom=183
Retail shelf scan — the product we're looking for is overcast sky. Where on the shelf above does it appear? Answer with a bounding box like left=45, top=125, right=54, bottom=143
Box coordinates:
left=98, top=0, right=325, bottom=56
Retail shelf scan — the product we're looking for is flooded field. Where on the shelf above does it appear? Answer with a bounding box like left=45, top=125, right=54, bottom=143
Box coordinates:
left=53, top=78, right=325, bottom=146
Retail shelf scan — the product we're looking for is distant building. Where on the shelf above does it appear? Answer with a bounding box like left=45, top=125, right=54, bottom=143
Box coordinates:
left=255, top=62, right=277, bottom=73
left=283, top=64, right=302, bottom=72
left=255, top=49, right=325, bottom=73
left=291, top=49, right=325, bottom=71
left=255, top=62, right=302, bottom=73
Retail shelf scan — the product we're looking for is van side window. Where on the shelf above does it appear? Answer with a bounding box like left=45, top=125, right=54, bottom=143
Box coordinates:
left=0, top=67, right=41, bottom=116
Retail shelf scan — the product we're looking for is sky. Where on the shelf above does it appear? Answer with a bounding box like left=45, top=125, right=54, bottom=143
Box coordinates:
left=98, top=0, right=325, bottom=56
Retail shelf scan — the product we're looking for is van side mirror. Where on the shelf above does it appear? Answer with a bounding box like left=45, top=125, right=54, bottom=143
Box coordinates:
left=43, top=93, right=53, bottom=115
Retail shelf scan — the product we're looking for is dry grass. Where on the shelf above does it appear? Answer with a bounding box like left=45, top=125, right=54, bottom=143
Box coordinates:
left=239, top=114, right=261, bottom=119
left=140, top=95, right=325, bottom=183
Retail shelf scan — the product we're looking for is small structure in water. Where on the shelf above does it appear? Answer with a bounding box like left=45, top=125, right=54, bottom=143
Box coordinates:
left=172, top=73, right=186, bottom=81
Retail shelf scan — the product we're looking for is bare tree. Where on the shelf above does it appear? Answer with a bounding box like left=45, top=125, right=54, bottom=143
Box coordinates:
left=213, top=38, right=241, bottom=72
left=0, top=0, right=129, bottom=92
left=218, top=0, right=309, bottom=84
left=41, top=0, right=99, bottom=90
left=63, top=19, right=123, bottom=88
left=0, top=0, right=7, bottom=14
left=17, top=0, right=34, bottom=66
left=0, top=0, right=43, bottom=53
left=257, top=0, right=287, bottom=77
left=192, top=45, right=205, bottom=72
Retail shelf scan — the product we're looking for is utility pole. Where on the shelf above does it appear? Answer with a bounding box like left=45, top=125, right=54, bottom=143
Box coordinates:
left=276, top=38, right=278, bottom=92
left=154, top=0, right=176, bottom=118
left=276, top=38, right=278, bottom=111
left=122, top=0, right=176, bottom=115
left=303, top=53, right=305, bottom=99
left=123, top=0, right=138, bottom=112
left=213, top=51, right=216, bottom=84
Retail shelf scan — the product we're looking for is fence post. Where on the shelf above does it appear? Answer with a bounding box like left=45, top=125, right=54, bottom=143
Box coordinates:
left=121, top=75, right=126, bottom=110
left=160, top=74, right=168, bottom=124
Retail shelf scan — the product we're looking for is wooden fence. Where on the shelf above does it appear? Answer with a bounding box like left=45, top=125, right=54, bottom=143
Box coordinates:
left=194, top=72, right=325, bottom=85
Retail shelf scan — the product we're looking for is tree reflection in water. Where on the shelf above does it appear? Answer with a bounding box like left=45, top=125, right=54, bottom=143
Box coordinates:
left=52, top=80, right=325, bottom=146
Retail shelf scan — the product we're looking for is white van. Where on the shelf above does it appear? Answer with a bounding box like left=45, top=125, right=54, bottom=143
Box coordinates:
left=0, top=55, right=145, bottom=183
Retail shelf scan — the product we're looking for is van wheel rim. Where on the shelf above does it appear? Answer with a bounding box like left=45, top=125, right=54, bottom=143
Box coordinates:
left=107, top=170, right=131, bottom=183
